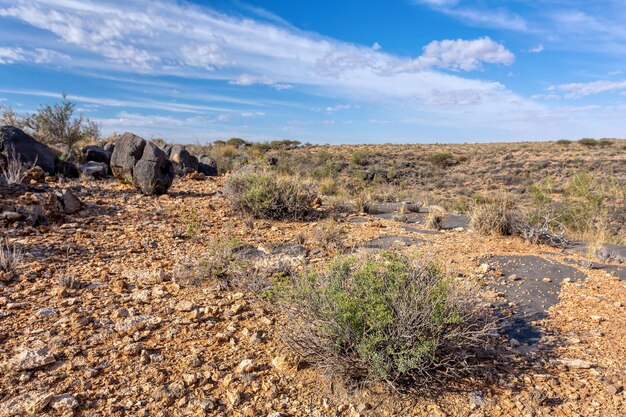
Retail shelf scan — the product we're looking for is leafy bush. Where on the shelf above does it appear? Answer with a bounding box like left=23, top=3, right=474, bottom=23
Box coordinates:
left=351, top=149, right=372, bottom=166
left=426, top=152, right=458, bottom=168
left=224, top=167, right=318, bottom=220
left=281, top=252, right=496, bottom=385
left=469, top=199, right=514, bottom=236
left=578, top=138, right=598, bottom=147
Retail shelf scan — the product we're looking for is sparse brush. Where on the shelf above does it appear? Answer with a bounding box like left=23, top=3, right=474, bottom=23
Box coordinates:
left=469, top=199, right=513, bottom=236
left=0, top=239, right=22, bottom=275
left=1, top=146, right=33, bottom=186
left=280, top=252, right=497, bottom=387
left=172, top=236, right=243, bottom=289
left=56, top=273, right=81, bottom=290
left=224, top=166, right=318, bottom=220
left=426, top=206, right=446, bottom=230
left=314, top=218, right=346, bottom=251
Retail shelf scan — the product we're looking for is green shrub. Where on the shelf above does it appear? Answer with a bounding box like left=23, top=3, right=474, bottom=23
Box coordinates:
left=281, top=252, right=495, bottom=385
left=351, top=149, right=372, bottom=166
left=578, top=138, right=598, bottom=147
left=555, top=139, right=571, bottom=146
left=224, top=167, right=318, bottom=220
left=426, top=152, right=458, bottom=168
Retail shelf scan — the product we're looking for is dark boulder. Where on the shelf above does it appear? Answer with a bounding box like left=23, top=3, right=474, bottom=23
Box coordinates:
left=83, top=145, right=110, bottom=164
left=110, top=132, right=174, bottom=195
left=110, top=132, right=146, bottom=181
left=132, top=142, right=174, bottom=195
left=198, top=155, right=218, bottom=176
left=169, top=144, right=198, bottom=176
left=0, top=126, right=79, bottom=178
left=79, top=161, right=109, bottom=179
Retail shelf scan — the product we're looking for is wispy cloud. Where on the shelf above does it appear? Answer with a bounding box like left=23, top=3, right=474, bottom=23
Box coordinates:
left=548, top=80, right=626, bottom=99
left=395, top=37, right=514, bottom=72
left=0, top=46, right=68, bottom=64
left=413, top=1, right=528, bottom=31
left=529, top=44, right=544, bottom=53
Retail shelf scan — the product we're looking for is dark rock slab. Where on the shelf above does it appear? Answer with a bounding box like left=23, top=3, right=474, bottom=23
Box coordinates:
left=233, top=245, right=266, bottom=260
left=402, top=225, right=443, bottom=235
left=482, top=255, right=586, bottom=345
left=442, top=214, right=470, bottom=230
left=359, top=235, right=426, bottom=251
left=566, top=242, right=626, bottom=264
left=347, top=217, right=368, bottom=224
left=269, top=243, right=308, bottom=257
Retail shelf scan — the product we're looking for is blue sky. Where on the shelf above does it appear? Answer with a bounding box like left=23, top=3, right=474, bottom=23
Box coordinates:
left=1, top=0, right=625, bottom=144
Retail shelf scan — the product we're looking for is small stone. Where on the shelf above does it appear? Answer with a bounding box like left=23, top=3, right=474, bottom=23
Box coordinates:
left=250, top=331, right=262, bottom=344
left=590, top=315, right=604, bottom=322
left=606, top=384, right=622, bottom=395
left=479, top=263, right=492, bottom=273
left=49, top=393, right=79, bottom=412
left=176, top=300, right=194, bottom=312
left=469, top=390, right=485, bottom=409
left=542, top=277, right=552, bottom=283
left=10, top=348, right=56, bottom=371
left=272, top=355, right=288, bottom=371
left=227, top=390, right=241, bottom=406
left=615, top=301, right=624, bottom=308
left=35, top=307, right=58, bottom=318
left=509, top=338, right=521, bottom=347
left=508, top=274, right=519, bottom=282
left=237, top=358, right=254, bottom=373
left=557, top=358, right=594, bottom=369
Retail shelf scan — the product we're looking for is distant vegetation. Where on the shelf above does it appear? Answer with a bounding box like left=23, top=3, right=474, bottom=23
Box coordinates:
left=1, top=94, right=100, bottom=150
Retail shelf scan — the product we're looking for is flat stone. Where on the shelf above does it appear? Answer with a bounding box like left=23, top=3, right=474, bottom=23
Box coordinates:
left=10, top=347, right=56, bottom=371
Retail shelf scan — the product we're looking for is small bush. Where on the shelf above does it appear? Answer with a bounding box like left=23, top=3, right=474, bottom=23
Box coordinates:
left=426, top=206, right=446, bottom=230
left=281, top=252, right=496, bottom=385
left=469, top=199, right=514, bottom=236
left=173, top=236, right=242, bottom=289
left=555, top=139, right=571, bottom=146
left=426, top=152, right=458, bottom=168
left=1, top=146, right=32, bottom=185
left=0, top=239, right=22, bottom=276
left=314, top=218, right=346, bottom=251
left=578, top=138, right=598, bottom=147
left=351, top=149, right=372, bottom=166
left=224, top=167, right=318, bottom=220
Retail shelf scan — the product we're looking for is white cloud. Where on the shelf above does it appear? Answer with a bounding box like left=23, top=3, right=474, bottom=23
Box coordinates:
left=413, top=1, right=528, bottom=32
left=372, top=42, right=381, bottom=51
left=548, top=80, right=626, bottom=98
left=240, top=111, right=266, bottom=117
left=0, top=46, right=68, bottom=64
left=325, top=104, right=352, bottom=112
left=229, top=74, right=292, bottom=90
left=396, top=37, right=515, bottom=72
left=414, top=0, right=459, bottom=6
left=529, top=44, right=544, bottom=53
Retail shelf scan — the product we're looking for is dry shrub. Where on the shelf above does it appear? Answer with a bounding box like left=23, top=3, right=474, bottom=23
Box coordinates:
left=224, top=167, right=318, bottom=220
left=173, top=236, right=243, bottom=289
left=1, top=146, right=33, bottom=186
left=426, top=206, right=446, bottom=230
left=469, top=199, right=514, bottom=236
left=280, top=252, right=497, bottom=387
left=314, top=218, right=346, bottom=252
left=0, top=239, right=21, bottom=276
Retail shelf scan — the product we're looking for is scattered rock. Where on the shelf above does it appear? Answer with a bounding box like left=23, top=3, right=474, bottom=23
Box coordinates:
left=557, top=358, right=594, bottom=369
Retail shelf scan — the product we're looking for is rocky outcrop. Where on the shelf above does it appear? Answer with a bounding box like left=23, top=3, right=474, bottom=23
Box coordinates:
left=0, top=126, right=79, bottom=178
left=165, top=144, right=199, bottom=176
left=111, top=133, right=174, bottom=195
left=82, top=145, right=110, bottom=164
left=198, top=155, right=218, bottom=176
left=110, top=133, right=146, bottom=182
left=78, top=161, right=109, bottom=179
left=132, top=142, right=175, bottom=195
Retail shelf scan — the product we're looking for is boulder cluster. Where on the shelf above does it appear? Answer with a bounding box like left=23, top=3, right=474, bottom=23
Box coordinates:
left=0, top=126, right=217, bottom=196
